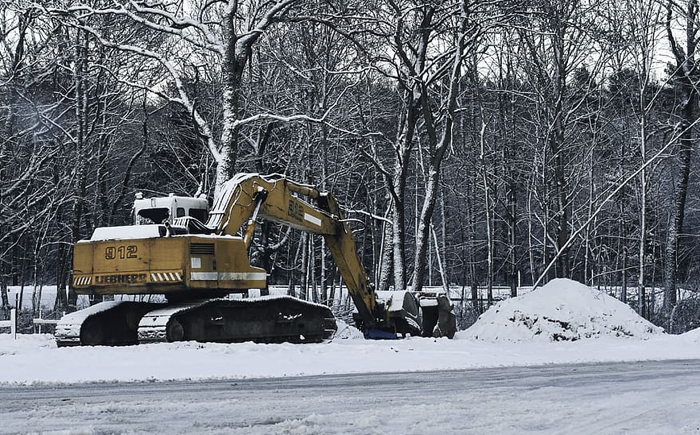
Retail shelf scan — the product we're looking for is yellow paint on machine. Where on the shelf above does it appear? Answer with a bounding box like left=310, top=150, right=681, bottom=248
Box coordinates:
left=72, top=235, right=267, bottom=296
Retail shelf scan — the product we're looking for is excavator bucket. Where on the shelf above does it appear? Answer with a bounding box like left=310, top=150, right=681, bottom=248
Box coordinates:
left=368, top=291, right=423, bottom=338
left=416, top=293, right=457, bottom=338
left=353, top=291, right=457, bottom=339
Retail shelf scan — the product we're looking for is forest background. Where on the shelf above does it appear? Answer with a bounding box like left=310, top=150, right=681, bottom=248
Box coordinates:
left=3, top=0, right=700, bottom=332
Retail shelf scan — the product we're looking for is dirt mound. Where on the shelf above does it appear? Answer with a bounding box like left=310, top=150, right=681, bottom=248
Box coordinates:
left=463, top=279, right=663, bottom=342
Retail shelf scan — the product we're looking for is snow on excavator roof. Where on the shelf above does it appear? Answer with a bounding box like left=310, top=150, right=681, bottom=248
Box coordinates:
left=91, top=225, right=165, bottom=241
left=88, top=225, right=243, bottom=242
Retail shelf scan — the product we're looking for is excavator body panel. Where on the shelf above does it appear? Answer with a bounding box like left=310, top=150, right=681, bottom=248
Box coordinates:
left=72, top=235, right=267, bottom=297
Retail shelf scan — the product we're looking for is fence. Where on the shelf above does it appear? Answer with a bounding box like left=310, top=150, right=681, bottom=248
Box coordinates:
left=33, top=310, right=61, bottom=333
left=0, top=309, right=17, bottom=339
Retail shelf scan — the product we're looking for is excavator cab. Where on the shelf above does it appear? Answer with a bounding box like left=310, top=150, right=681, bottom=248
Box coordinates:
left=133, top=193, right=209, bottom=225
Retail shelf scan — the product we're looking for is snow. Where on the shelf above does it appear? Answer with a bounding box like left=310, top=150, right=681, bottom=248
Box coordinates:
left=57, top=301, right=124, bottom=325
left=208, top=172, right=261, bottom=227
left=90, top=224, right=164, bottom=241
left=375, top=290, right=412, bottom=312
left=1, top=278, right=699, bottom=385
left=419, top=298, right=438, bottom=307
left=2, top=330, right=700, bottom=385
left=465, top=278, right=662, bottom=342
left=331, top=320, right=363, bottom=340
left=2, top=360, right=697, bottom=435
left=682, top=326, right=700, bottom=342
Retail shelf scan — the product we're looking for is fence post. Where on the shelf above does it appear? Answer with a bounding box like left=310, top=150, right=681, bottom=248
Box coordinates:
left=10, top=308, right=16, bottom=340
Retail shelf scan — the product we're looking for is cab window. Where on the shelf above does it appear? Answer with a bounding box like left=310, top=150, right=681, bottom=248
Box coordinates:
left=137, top=208, right=169, bottom=224
left=189, top=208, right=208, bottom=222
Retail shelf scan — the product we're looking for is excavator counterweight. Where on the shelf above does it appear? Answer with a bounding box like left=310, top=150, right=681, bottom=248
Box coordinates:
left=56, top=174, right=454, bottom=346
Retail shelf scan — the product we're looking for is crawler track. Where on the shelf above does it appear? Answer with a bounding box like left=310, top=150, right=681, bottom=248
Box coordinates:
left=56, top=297, right=336, bottom=346
left=55, top=301, right=162, bottom=347
left=138, top=296, right=336, bottom=344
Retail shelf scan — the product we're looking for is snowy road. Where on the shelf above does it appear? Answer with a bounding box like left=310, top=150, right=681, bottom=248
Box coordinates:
left=3, top=359, right=700, bottom=435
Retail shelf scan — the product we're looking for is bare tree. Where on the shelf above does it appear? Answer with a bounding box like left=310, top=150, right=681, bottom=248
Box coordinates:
left=47, top=0, right=306, bottom=194
left=621, top=0, right=665, bottom=316
left=411, top=0, right=485, bottom=293
left=664, top=0, right=700, bottom=315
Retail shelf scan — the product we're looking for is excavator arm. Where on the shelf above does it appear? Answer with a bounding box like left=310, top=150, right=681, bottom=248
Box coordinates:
left=205, top=174, right=380, bottom=329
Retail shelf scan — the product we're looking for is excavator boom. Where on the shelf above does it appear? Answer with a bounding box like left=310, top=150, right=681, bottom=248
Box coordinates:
left=207, top=174, right=379, bottom=328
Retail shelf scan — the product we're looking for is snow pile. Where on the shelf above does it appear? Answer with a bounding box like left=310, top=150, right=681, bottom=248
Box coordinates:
left=682, top=327, right=700, bottom=342
left=332, top=320, right=364, bottom=340
left=464, top=279, right=663, bottom=342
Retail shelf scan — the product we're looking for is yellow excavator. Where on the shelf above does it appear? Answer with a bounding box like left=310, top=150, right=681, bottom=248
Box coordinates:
left=55, top=174, right=454, bottom=346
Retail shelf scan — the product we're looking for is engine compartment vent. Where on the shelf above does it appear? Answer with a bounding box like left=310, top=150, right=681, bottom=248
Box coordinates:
left=190, top=243, right=215, bottom=255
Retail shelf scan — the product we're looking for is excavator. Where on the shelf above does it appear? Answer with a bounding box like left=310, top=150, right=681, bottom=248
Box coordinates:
left=55, top=173, right=455, bottom=346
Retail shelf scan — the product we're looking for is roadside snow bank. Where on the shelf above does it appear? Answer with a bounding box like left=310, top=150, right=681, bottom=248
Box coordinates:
left=2, top=332, right=700, bottom=385
left=463, top=278, right=662, bottom=342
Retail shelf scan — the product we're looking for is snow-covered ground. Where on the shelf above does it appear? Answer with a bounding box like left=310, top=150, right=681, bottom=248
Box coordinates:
left=1, top=325, right=699, bottom=385
left=3, top=360, right=698, bottom=435
left=1, top=278, right=699, bottom=385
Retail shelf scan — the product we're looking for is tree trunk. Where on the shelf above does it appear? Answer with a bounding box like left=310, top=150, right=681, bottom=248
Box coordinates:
left=300, top=232, right=309, bottom=300
left=69, top=26, right=89, bottom=310
left=481, top=122, right=494, bottom=307
left=664, top=123, right=694, bottom=312
left=440, top=193, right=449, bottom=288
left=391, top=196, right=407, bottom=290
left=378, top=211, right=393, bottom=291
left=622, top=246, right=628, bottom=303
left=638, top=112, right=648, bottom=317
left=328, top=265, right=337, bottom=308
left=508, top=180, right=517, bottom=298
left=663, top=0, right=698, bottom=316
left=216, top=10, right=247, bottom=191
left=0, top=274, right=8, bottom=318
left=412, top=166, right=442, bottom=292
left=310, top=235, right=318, bottom=303
left=527, top=186, right=536, bottom=285
left=386, top=86, right=421, bottom=291
left=55, top=243, right=70, bottom=312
